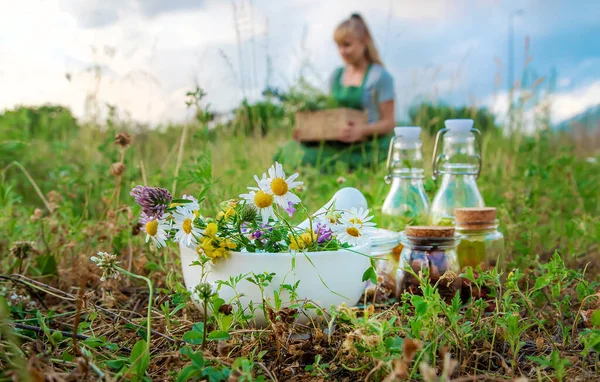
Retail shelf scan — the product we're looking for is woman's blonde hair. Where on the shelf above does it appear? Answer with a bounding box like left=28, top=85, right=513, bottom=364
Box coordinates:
left=334, top=13, right=383, bottom=66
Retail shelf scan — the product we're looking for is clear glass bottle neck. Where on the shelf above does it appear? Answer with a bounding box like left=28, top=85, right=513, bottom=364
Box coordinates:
left=438, top=168, right=479, bottom=179
left=388, top=140, right=424, bottom=179
left=440, top=135, right=479, bottom=174
left=389, top=169, right=425, bottom=181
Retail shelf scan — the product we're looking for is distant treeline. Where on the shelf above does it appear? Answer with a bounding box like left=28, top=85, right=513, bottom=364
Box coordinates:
left=0, top=97, right=498, bottom=144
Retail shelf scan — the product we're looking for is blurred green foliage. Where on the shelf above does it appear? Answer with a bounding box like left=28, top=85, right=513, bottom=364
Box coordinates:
left=409, top=102, right=498, bottom=135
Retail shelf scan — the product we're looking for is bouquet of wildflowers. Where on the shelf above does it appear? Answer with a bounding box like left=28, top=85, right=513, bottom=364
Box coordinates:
left=131, top=162, right=376, bottom=262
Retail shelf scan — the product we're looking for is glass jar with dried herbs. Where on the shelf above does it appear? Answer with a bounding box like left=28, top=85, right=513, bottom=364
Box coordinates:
left=396, top=226, right=461, bottom=301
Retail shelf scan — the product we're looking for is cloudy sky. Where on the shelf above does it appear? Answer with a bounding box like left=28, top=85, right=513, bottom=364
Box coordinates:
left=0, top=0, right=599, bottom=125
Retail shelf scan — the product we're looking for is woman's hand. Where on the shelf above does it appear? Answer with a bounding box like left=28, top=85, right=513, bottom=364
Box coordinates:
left=339, top=120, right=366, bottom=143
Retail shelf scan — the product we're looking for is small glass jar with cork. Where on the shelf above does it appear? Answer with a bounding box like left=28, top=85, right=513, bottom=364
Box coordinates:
left=396, top=226, right=461, bottom=301
left=455, top=207, right=505, bottom=271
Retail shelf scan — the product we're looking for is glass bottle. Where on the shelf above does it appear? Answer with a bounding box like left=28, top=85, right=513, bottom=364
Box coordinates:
left=382, top=127, right=430, bottom=231
left=429, top=119, right=484, bottom=226
left=396, top=226, right=461, bottom=301
left=455, top=207, right=505, bottom=271
left=366, top=229, right=402, bottom=301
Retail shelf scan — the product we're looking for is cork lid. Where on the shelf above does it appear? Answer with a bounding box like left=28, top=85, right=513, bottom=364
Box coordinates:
left=455, top=207, right=496, bottom=223
left=405, top=226, right=455, bottom=238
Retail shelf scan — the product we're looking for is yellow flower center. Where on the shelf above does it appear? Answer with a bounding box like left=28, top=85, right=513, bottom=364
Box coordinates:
left=271, top=178, right=288, bottom=196
left=349, top=218, right=363, bottom=225
left=182, top=218, right=193, bottom=234
left=346, top=227, right=360, bottom=237
left=145, top=220, right=158, bottom=237
left=254, top=190, right=274, bottom=208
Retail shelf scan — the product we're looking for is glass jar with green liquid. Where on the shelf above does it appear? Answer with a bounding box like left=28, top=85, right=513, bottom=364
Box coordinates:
left=429, top=119, right=485, bottom=226
left=381, top=127, right=430, bottom=231
left=455, top=207, right=505, bottom=271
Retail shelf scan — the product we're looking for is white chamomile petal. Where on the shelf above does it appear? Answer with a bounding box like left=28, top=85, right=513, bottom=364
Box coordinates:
left=143, top=218, right=170, bottom=249
left=254, top=174, right=269, bottom=190
left=340, top=207, right=375, bottom=230
left=263, top=163, right=303, bottom=209
left=172, top=208, right=202, bottom=247
left=332, top=214, right=372, bottom=246
left=180, top=194, right=200, bottom=213
left=285, top=173, right=303, bottom=189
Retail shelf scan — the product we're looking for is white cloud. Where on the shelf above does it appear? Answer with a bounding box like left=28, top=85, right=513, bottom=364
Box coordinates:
left=0, top=0, right=267, bottom=123
left=484, top=81, right=600, bottom=133
left=550, top=81, right=600, bottom=123
left=0, top=0, right=598, bottom=127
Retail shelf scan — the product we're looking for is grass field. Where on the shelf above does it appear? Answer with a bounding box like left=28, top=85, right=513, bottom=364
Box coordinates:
left=1, top=111, right=600, bottom=381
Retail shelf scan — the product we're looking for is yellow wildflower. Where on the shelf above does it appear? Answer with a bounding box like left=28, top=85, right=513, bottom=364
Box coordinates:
left=220, top=238, right=237, bottom=250
left=289, top=230, right=317, bottom=250
left=205, top=223, right=218, bottom=238
left=210, top=247, right=229, bottom=263
left=216, top=207, right=235, bottom=221
left=197, top=238, right=209, bottom=255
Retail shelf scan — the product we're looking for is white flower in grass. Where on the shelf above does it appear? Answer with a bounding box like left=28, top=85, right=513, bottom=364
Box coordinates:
left=333, top=207, right=376, bottom=246
left=181, top=194, right=200, bottom=214
left=90, top=252, right=121, bottom=281
left=260, top=162, right=303, bottom=208
left=142, top=217, right=170, bottom=248
left=172, top=206, right=202, bottom=247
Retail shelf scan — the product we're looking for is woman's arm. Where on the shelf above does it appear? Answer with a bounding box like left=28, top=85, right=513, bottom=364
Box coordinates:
left=340, top=99, right=395, bottom=142
left=340, top=67, right=395, bottom=143
left=363, top=99, right=395, bottom=136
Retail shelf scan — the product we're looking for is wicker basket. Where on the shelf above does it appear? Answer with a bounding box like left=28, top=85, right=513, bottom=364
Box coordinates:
left=294, top=108, right=367, bottom=141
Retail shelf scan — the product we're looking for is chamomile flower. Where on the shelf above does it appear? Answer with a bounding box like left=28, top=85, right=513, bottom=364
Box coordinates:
left=261, top=162, right=303, bottom=209
left=239, top=189, right=276, bottom=224
left=333, top=207, right=376, bottom=246
left=181, top=194, right=200, bottom=213
left=142, top=218, right=170, bottom=248
left=172, top=206, right=202, bottom=247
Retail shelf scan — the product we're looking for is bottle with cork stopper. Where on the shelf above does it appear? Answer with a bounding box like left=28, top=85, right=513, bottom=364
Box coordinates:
left=455, top=207, right=505, bottom=271
left=396, top=225, right=461, bottom=301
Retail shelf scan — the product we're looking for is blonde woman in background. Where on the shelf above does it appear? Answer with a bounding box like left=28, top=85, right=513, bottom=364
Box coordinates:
left=277, top=13, right=396, bottom=170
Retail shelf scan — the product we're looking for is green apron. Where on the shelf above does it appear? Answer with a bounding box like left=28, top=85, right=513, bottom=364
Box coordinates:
left=275, top=65, right=391, bottom=171
left=331, top=65, right=370, bottom=109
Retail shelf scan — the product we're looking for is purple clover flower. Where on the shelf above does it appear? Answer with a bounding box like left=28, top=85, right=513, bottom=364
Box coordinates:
left=240, top=222, right=251, bottom=234
left=315, top=222, right=333, bottom=244
left=130, top=185, right=172, bottom=219
left=286, top=201, right=296, bottom=218
left=251, top=230, right=263, bottom=240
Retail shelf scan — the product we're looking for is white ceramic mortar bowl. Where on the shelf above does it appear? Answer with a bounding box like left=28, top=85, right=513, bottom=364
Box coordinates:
left=180, top=243, right=371, bottom=326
